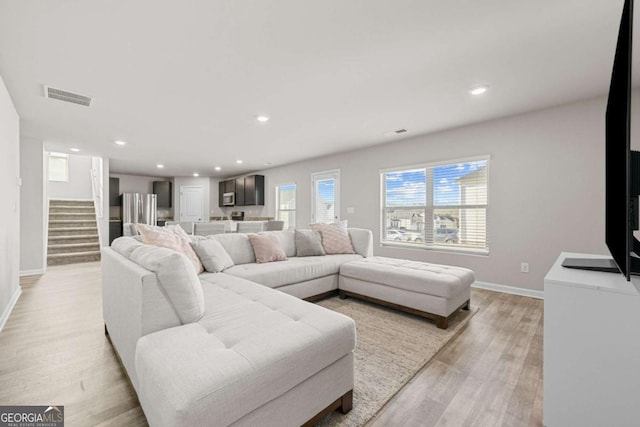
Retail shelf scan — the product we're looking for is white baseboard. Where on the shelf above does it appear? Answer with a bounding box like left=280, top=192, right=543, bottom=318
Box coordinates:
left=0, top=287, right=22, bottom=333
left=20, top=268, right=45, bottom=277
left=473, top=281, right=544, bottom=300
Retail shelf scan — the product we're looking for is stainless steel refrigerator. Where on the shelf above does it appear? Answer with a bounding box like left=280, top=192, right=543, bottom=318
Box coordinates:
left=122, top=193, right=157, bottom=236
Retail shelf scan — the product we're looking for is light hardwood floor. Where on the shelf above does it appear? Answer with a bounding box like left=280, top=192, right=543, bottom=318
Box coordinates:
left=0, top=262, right=543, bottom=427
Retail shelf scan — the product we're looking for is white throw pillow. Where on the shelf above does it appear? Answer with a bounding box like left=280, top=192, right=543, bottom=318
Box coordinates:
left=191, top=238, right=235, bottom=273
left=129, top=244, right=205, bottom=324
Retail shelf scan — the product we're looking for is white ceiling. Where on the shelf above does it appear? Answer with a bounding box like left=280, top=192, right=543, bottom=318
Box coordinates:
left=0, top=0, right=632, bottom=178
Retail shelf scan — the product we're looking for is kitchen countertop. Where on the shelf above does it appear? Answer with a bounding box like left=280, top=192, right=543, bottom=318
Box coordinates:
left=209, top=217, right=274, bottom=221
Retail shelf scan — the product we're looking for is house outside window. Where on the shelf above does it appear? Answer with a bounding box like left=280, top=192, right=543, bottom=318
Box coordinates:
left=381, top=156, right=489, bottom=254
left=48, top=152, right=69, bottom=182
left=276, top=184, right=296, bottom=230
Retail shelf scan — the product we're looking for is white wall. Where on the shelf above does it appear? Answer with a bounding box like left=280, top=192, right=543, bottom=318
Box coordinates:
left=250, top=96, right=615, bottom=293
left=20, top=137, right=46, bottom=274
left=48, top=153, right=93, bottom=199
left=0, top=73, right=21, bottom=329
left=174, top=177, right=210, bottom=222
left=209, top=178, right=223, bottom=218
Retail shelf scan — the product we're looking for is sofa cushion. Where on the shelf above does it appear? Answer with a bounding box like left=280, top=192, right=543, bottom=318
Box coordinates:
left=136, top=224, right=204, bottom=274
left=310, top=223, right=355, bottom=255
left=212, top=233, right=256, bottom=265
left=249, top=233, right=288, bottom=263
left=217, top=254, right=363, bottom=289
left=295, top=230, right=326, bottom=257
left=263, top=229, right=296, bottom=258
left=135, top=275, right=355, bottom=427
left=111, top=236, right=144, bottom=257
left=128, top=244, right=205, bottom=324
left=191, top=238, right=235, bottom=273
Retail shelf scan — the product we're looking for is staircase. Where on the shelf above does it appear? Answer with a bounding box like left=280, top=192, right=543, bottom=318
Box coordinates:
left=47, top=199, right=101, bottom=266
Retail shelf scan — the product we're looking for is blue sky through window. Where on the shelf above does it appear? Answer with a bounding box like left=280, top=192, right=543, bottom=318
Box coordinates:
left=318, top=179, right=335, bottom=203
left=385, top=161, right=486, bottom=206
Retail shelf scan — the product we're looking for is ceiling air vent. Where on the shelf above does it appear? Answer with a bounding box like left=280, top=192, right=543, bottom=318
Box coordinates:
left=384, top=129, right=408, bottom=136
left=44, top=86, right=92, bottom=107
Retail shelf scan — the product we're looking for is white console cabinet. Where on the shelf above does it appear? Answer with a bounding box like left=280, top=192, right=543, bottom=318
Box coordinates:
left=544, top=253, right=640, bottom=427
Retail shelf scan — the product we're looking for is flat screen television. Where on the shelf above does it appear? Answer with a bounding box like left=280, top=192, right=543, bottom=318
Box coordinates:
left=563, top=0, right=640, bottom=280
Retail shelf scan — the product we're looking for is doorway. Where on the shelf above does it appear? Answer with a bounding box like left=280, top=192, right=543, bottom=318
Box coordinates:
left=311, top=169, right=340, bottom=224
left=180, top=186, right=203, bottom=222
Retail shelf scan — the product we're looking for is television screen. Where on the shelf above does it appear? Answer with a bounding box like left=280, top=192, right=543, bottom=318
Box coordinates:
left=605, top=0, right=633, bottom=279
left=563, top=0, right=640, bottom=280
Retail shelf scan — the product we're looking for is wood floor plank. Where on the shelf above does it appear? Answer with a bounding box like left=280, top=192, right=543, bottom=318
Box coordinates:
left=1, top=264, right=544, bottom=427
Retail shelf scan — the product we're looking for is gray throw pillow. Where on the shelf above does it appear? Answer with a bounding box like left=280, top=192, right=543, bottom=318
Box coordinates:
left=295, top=230, right=326, bottom=257
left=191, top=238, right=235, bottom=272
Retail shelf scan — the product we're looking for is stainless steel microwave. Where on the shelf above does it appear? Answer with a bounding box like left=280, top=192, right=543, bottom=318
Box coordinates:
left=223, top=192, right=235, bottom=206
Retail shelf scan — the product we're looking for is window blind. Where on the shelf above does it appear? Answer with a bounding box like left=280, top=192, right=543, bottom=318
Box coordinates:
left=382, top=158, right=489, bottom=253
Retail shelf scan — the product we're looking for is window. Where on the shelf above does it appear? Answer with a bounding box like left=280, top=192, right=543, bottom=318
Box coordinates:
left=381, top=157, right=489, bottom=253
left=48, top=152, right=69, bottom=182
left=276, top=184, right=296, bottom=230
left=311, top=169, right=340, bottom=223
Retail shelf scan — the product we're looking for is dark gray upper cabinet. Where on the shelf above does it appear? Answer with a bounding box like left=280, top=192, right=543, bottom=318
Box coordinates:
left=153, top=181, right=172, bottom=208
left=243, top=175, right=264, bottom=206
left=109, top=177, right=120, bottom=206
left=218, top=181, right=225, bottom=207
left=235, top=177, right=245, bottom=206
left=218, top=175, right=264, bottom=207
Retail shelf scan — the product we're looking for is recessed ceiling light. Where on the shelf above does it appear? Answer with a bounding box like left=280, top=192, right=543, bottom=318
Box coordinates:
left=256, top=115, right=270, bottom=123
left=236, top=160, right=243, bottom=164
left=264, top=162, right=273, bottom=166
left=70, top=148, right=80, bottom=152
left=470, top=85, right=489, bottom=96
left=214, top=166, right=221, bottom=171
left=193, top=173, right=199, bottom=177
left=156, top=164, right=165, bottom=169
left=114, top=140, right=127, bottom=146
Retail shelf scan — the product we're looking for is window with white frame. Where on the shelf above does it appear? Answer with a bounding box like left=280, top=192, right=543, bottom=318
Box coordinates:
left=381, top=157, right=489, bottom=253
left=276, top=184, right=296, bottom=230
left=48, top=152, right=69, bottom=182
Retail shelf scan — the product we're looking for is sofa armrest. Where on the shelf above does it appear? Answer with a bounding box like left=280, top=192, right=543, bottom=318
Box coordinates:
left=101, top=247, right=181, bottom=391
left=348, top=228, right=373, bottom=258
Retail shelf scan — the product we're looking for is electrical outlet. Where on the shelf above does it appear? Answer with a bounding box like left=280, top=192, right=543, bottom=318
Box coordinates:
left=521, top=262, right=529, bottom=273
left=347, top=207, right=355, bottom=214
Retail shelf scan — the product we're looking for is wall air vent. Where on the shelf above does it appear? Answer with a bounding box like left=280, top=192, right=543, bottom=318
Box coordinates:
left=44, top=86, right=92, bottom=107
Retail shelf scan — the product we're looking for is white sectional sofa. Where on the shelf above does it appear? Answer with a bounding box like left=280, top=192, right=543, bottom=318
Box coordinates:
left=102, top=228, right=373, bottom=426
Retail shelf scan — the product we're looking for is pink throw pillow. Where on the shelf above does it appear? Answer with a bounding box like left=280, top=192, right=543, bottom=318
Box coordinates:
left=136, top=224, right=204, bottom=274
left=309, top=222, right=355, bottom=255
left=248, top=233, right=287, bottom=263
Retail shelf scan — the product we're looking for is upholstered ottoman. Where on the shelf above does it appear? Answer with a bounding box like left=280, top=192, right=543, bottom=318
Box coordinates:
left=339, top=256, right=474, bottom=329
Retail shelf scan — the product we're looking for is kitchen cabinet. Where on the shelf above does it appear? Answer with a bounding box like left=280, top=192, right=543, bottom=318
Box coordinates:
left=153, top=181, right=172, bottom=208
left=218, top=181, right=225, bottom=207
left=109, top=221, right=122, bottom=245
left=109, top=177, right=120, bottom=206
left=244, top=175, right=264, bottom=206
left=217, top=175, right=264, bottom=207
left=235, top=177, right=245, bottom=206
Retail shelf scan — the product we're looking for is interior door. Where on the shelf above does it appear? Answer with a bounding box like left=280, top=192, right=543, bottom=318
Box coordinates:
left=311, top=170, right=340, bottom=224
left=180, top=186, right=203, bottom=222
